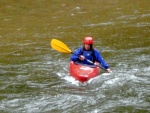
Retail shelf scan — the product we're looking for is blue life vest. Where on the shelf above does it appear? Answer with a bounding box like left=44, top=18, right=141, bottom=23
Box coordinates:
left=71, top=47, right=110, bottom=69
left=80, top=50, right=96, bottom=65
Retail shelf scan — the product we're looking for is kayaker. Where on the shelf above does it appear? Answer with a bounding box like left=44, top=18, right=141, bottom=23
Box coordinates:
left=70, top=37, right=112, bottom=73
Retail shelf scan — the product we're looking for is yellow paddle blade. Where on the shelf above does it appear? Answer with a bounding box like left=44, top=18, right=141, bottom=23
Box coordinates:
left=50, top=39, right=72, bottom=53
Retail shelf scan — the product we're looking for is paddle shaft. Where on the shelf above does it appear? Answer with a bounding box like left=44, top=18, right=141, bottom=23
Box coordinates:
left=71, top=52, right=107, bottom=71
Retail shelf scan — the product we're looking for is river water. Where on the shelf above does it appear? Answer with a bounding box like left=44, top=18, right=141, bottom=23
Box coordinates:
left=0, top=0, right=150, bottom=113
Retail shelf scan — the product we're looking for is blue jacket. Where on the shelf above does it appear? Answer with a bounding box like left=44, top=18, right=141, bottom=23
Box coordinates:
left=70, top=47, right=110, bottom=69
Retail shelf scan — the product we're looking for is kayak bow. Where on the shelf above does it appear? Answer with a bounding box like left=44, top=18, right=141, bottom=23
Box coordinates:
left=69, top=61, right=100, bottom=82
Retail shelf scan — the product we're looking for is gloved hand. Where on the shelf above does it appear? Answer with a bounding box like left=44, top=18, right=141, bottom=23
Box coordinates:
left=79, top=55, right=85, bottom=60
left=107, top=68, right=112, bottom=73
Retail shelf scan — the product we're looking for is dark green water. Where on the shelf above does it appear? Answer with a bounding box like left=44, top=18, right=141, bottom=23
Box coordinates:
left=0, top=0, right=150, bottom=112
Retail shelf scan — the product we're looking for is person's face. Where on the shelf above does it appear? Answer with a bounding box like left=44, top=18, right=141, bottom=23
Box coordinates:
left=84, top=44, right=90, bottom=50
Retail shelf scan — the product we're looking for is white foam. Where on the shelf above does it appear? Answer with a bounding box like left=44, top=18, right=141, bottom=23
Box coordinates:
left=64, top=76, right=80, bottom=86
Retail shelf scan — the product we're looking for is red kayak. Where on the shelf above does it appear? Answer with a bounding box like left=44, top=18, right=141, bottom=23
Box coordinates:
left=69, top=61, right=100, bottom=82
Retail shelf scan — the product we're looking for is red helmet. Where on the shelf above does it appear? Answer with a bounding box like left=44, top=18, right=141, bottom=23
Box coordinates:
left=83, top=37, right=94, bottom=44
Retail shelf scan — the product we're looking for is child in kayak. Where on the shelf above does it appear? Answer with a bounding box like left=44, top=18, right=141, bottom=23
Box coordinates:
left=70, top=36, right=112, bottom=73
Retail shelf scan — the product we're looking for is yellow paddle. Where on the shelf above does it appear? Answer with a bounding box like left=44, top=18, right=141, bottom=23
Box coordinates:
left=51, top=39, right=72, bottom=53
left=50, top=39, right=107, bottom=71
